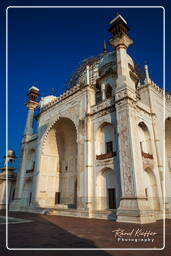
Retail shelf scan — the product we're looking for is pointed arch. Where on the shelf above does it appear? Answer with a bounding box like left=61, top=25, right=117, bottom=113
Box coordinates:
left=138, top=121, right=153, bottom=157
left=144, top=167, right=160, bottom=211
left=39, top=117, right=78, bottom=208
left=96, top=168, right=120, bottom=211
left=96, top=122, right=116, bottom=156
left=41, top=116, right=78, bottom=155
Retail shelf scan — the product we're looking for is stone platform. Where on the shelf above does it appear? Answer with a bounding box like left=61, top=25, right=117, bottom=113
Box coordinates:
left=10, top=206, right=116, bottom=220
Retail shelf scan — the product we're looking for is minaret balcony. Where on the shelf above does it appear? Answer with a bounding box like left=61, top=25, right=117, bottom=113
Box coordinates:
left=92, top=97, right=115, bottom=114
left=141, top=151, right=153, bottom=159
left=96, top=151, right=116, bottom=160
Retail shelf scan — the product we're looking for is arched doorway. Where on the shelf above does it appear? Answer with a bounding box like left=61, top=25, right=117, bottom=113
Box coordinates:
left=43, top=117, right=77, bottom=208
left=144, top=168, right=160, bottom=211
left=96, top=168, right=119, bottom=211
left=138, top=122, right=152, bottom=156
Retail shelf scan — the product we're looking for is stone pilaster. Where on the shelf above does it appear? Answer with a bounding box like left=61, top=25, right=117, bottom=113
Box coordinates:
left=109, top=14, right=156, bottom=223
left=85, top=86, right=95, bottom=217
left=115, top=98, right=155, bottom=223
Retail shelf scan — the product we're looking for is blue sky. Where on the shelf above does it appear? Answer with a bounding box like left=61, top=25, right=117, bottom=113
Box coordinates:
left=0, top=0, right=170, bottom=167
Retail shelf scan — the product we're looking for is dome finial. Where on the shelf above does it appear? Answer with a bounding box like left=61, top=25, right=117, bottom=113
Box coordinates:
left=103, top=40, right=107, bottom=56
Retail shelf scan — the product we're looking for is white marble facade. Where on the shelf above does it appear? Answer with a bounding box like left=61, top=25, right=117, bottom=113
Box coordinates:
left=10, top=14, right=171, bottom=223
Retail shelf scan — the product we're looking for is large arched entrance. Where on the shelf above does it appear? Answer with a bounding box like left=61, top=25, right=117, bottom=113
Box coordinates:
left=43, top=117, right=77, bottom=208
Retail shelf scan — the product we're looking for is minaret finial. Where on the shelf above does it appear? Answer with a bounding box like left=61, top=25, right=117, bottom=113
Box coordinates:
left=103, top=40, right=107, bottom=56
left=52, top=88, right=55, bottom=95
left=144, top=64, right=151, bottom=84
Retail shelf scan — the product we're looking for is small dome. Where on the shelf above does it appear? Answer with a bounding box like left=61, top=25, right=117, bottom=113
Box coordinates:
left=7, top=149, right=16, bottom=158
left=98, top=51, right=117, bottom=76
left=29, top=86, right=39, bottom=92
left=39, top=95, right=57, bottom=108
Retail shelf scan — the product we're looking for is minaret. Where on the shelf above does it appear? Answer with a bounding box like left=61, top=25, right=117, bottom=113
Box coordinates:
left=24, top=86, right=39, bottom=137
left=12, top=86, right=39, bottom=204
left=109, top=14, right=156, bottom=223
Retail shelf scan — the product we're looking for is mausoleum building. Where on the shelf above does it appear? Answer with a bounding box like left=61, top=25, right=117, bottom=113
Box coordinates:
left=10, top=14, right=171, bottom=224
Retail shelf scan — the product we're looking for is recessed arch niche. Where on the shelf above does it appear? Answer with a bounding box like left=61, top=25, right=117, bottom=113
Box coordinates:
left=138, top=121, right=152, bottom=155
left=96, top=168, right=120, bottom=211
left=42, top=117, right=78, bottom=207
left=144, top=167, right=160, bottom=211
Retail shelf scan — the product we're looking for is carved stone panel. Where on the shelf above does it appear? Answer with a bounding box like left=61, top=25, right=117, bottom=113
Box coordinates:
left=117, top=104, right=135, bottom=196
